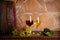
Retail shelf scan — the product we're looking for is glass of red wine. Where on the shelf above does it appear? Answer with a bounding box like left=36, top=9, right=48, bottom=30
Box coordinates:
left=26, top=20, right=33, bottom=26
left=21, top=13, right=33, bottom=27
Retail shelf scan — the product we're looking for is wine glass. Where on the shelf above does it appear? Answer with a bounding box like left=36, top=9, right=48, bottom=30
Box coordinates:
left=34, top=16, right=41, bottom=29
left=22, top=13, right=33, bottom=27
left=26, top=15, right=33, bottom=27
left=33, top=13, right=42, bottom=30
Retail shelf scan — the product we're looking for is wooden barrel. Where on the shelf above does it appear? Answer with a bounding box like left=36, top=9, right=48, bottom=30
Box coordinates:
left=0, top=1, right=16, bottom=35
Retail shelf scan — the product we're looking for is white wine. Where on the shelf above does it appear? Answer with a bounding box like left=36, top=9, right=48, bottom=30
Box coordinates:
left=34, top=20, right=41, bottom=29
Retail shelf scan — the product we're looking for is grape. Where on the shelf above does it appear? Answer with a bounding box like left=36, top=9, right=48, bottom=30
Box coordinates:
left=25, top=29, right=32, bottom=36
left=23, top=27, right=32, bottom=36
left=39, top=32, right=43, bottom=36
left=32, top=32, right=35, bottom=35
left=12, top=29, right=19, bottom=36
left=46, top=31, right=53, bottom=37
left=44, top=28, right=51, bottom=33
left=19, top=33, right=25, bottom=37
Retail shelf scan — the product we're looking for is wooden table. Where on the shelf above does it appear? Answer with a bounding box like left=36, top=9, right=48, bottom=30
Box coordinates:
left=0, top=36, right=60, bottom=40
left=0, top=31, right=60, bottom=40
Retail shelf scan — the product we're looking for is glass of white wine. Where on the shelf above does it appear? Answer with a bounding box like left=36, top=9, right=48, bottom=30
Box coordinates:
left=33, top=13, right=42, bottom=31
left=34, top=16, right=41, bottom=29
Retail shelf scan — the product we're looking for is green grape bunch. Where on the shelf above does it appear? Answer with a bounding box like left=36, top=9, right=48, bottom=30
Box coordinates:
left=23, top=27, right=32, bottom=36
left=12, top=29, right=19, bottom=36
left=12, top=26, right=35, bottom=37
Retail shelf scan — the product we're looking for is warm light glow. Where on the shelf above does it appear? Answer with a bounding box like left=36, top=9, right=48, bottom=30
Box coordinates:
left=30, top=16, right=32, bottom=22
left=37, top=16, right=39, bottom=23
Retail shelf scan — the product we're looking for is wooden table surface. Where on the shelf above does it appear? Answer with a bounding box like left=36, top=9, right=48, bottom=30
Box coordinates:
left=0, top=36, right=60, bottom=40
left=0, top=31, right=60, bottom=40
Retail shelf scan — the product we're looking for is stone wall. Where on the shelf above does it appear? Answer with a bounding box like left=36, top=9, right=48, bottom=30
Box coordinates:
left=16, top=0, right=60, bottom=31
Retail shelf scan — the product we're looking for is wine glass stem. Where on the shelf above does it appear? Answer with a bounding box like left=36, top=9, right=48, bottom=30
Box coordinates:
left=36, top=26, right=38, bottom=29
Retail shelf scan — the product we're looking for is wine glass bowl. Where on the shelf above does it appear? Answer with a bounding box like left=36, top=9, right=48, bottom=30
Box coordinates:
left=26, top=20, right=33, bottom=26
left=34, top=20, right=41, bottom=29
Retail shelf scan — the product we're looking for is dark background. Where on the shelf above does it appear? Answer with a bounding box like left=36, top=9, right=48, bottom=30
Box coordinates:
left=0, top=1, right=16, bottom=36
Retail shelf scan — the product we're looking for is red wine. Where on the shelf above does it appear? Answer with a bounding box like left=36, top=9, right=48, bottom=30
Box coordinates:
left=26, top=20, right=33, bottom=26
